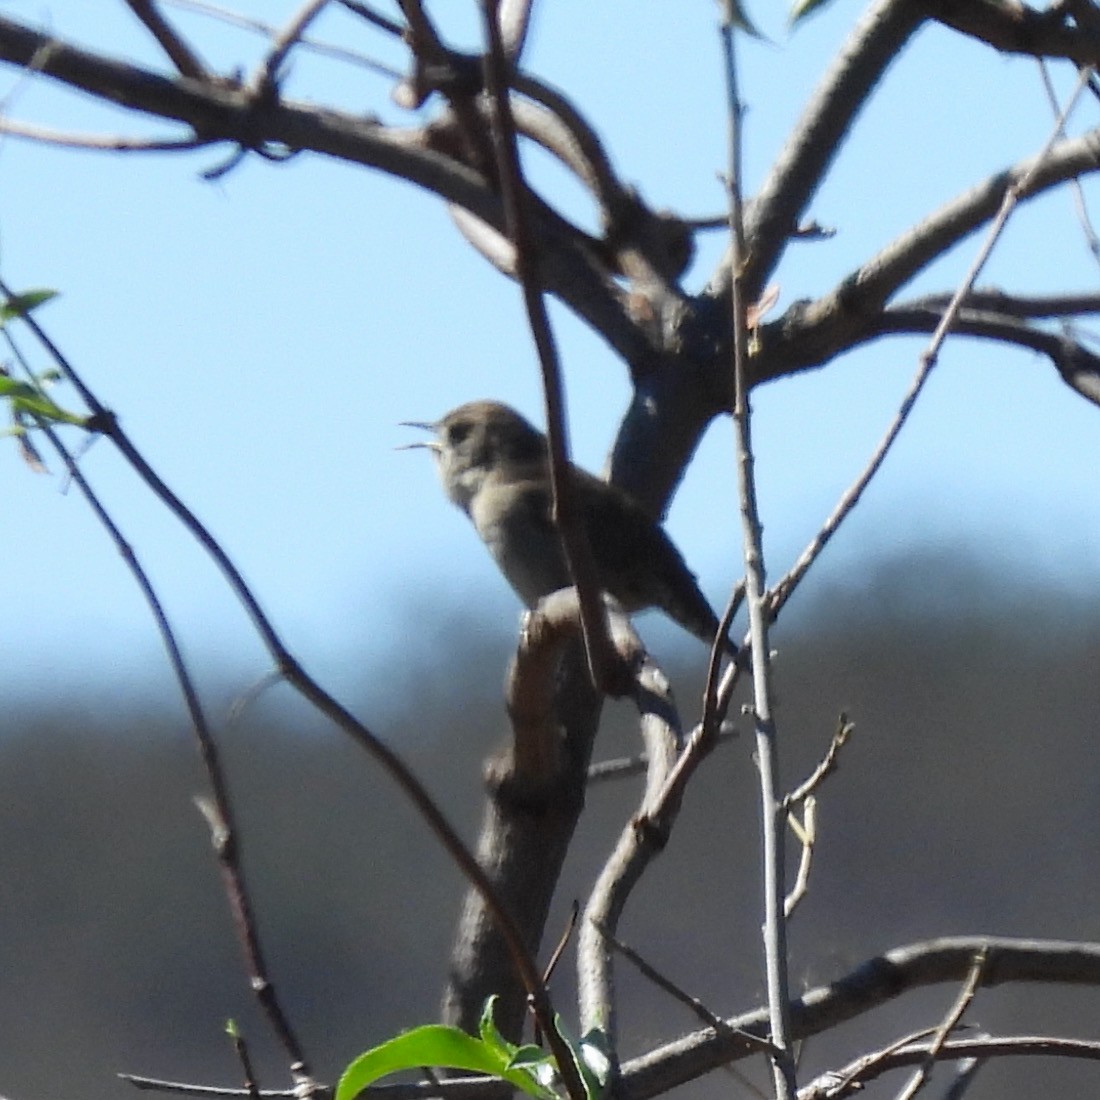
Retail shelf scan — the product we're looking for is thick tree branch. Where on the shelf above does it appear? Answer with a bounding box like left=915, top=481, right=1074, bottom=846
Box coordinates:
left=935, top=0, right=1100, bottom=64
left=0, top=15, right=649, bottom=363
left=746, top=127, right=1100, bottom=390
left=710, top=0, right=928, bottom=305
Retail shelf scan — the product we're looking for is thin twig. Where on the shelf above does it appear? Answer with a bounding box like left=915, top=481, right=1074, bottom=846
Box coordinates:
left=163, top=0, right=403, bottom=77
left=334, top=0, right=404, bottom=36
left=478, top=0, right=622, bottom=695
left=0, top=279, right=561, bottom=1082
left=1, top=321, right=316, bottom=1088
left=226, top=1022, right=263, bottom=1100
left=797, top=1034, right=1100, bottom=1100
left=700, top=578, right=745, bottom=744
left=769, top=68, right=1093, bottom=621
left=251, top=0, right=333, bottom=93
left=783, top=714, right=854, bottom=810
left=542, top=902, right=578, bottom=986
left=783, top=797, right=816, bottom=919
left=894, top=949, right=988, bottom=1100
left=0, top=118, right=210, bottom=150
left=595, top=923, right=775, bottom=1100
left=719, top=9, right=796, bottom=1097
left=121, top=1077, right=296, bottom=1097
left=124, top=0, right=210, bottom=79
left=594, top=922, right=774, bottom=1051
left=587, top=723, right=739, bottom=784
left=1037, top=57, right=1100, bottom=270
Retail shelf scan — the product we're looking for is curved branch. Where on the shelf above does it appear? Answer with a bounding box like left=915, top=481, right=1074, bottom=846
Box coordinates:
left=0, top=15, right=652, bottom=364
left=877, top=303, right=1100, bottom=407
left=904, top=288, right=1100, bottom=318
left=749, top=127, right=1100, bottom=388
left=802, top=1034, right=1100, bottom=1100
left=709, top=0, right=928, bottom=303
left=824, top=127, right=1100, bottom=319
left=619, top=936, right=1100, bottom=1100
left=935, top=0, right=1100, bottom=64
left=0, top=117, right=212, bottom=150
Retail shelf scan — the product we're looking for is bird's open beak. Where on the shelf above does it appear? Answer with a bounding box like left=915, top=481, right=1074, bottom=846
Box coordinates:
left=396, top=420, right=441, bottom=453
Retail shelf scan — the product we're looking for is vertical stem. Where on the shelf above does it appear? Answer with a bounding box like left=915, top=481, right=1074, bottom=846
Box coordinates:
left=719, top=12, right=796, bottom=1099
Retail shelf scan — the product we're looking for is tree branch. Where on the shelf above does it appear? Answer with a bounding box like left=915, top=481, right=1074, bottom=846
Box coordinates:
left=935, top=0, right=1100, bottom=64
left=0, top=15, right=646, bottom=363
left=711, top=0, right=928, bottom=305
left=576, top=621, right=683, bottom=1042
left=124, top=0, right=210, bottom=79
left=619, top=936, right=1100, bottom=1100
left=751, top=126, right=1100, bottom=389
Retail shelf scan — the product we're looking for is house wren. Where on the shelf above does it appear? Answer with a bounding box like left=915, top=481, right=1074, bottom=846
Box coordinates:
left=402, top=400, right=735, bottom=655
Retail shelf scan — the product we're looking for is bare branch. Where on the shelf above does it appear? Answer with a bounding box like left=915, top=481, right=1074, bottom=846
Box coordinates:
left=121, top=1077, right=297, bottom=1097
left=894, top=947, right=988, bottom=1100
left=333, top=0, right=404, bottom=37
left=799, top=1033, right=1100, bottom=1100
left=0, top=310, right=317, bottom=1087
left=1037, top=55, right=1100, bottom=273
left=480, top=0, right=623, bottom=697
left=620, top=937, right=1100, bottom=1100
left=0, top=117, right=210, bottom=150
left=586, top=724, right=738, bottom=784
left=3, top=284, right=563, bottom=1077
left=936, top=0, right=1100, bottom=64
left=576, top=621, right=684, bottom=1040
left=0, top=16, right=644, bottom=361
left=783, top=714, right=855, bottom=809
left=874, top=303, right=1100, bottom=408
left=774, top=126, right=1100, bottom=379
left=768, top=69, right=1092, bottom=618
left=166, top=0, right=403, bottom=77
left=593, top=922, right=778, bottom=1100
left=0, top=406, right=315, bottom=1084
left=902, top=289, right=1100, bottom=318
left=718, top=11, right=795, bottom=1096
left=716, top=0, right=928, bottom=303
left=124, top=0, right=209, bottom=79
left=252, top=1, right=334, bottom=93
left=782, top=797, right=816, bottom=919
left=499, top=0, right=537, bottom=62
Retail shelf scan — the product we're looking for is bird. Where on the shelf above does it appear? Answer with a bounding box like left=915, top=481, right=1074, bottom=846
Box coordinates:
left=401, top=400, right=735, bottom=655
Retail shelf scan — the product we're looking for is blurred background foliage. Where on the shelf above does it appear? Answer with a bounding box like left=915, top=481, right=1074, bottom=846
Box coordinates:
left=1, top=546, right=1098, bottom=1100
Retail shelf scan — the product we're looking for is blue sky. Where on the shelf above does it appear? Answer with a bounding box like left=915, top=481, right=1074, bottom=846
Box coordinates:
left=1, top=1, right=1098, bottom=707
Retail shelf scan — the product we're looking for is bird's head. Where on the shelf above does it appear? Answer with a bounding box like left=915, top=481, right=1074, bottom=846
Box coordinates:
left=400, top=401, right=547, bottom=510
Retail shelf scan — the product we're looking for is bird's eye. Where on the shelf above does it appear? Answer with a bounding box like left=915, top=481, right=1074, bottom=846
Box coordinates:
left=447, top=420, right=472, bottom=445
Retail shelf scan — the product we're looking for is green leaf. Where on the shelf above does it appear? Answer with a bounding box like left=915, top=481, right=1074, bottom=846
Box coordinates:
left=0, top=289, right=58, bottom=326
left=550, top=1019, right=611, bottom=1100
left=15, top=393, right=88, bottom=427
left=0, top=377, right=88, bottom=428
left=507, top=1045, right=552, bottom=1070
left=335, top=1025, right=558, bottom=1100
